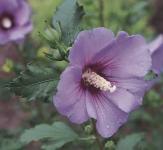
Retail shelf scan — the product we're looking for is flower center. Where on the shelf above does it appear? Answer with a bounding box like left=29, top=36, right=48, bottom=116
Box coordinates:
left=0, top=13, right=15, bottom=30
left=82, top=69, right=116, bottom=92
left=1, top=17, right=12, bottom=29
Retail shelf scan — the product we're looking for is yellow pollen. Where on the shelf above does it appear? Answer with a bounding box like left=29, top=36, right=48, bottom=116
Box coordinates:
left=82, top=69, right=116, bottom=92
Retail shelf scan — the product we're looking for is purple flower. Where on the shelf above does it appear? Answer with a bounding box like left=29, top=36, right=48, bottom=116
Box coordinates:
left=0, top=0, right=32, bottom=45
left=53, top=28, right=151, bottom=137
left=149, top=35, right=163, bottom=74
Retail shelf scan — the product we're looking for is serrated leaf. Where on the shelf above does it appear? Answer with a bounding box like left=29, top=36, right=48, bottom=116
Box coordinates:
left=9, top=63, right=59, bottom=101
left=20, top=122, right=79, bottom=150
left=52, top=0, right=84, bottom=45
left=116, top=133, right=144, bottom=150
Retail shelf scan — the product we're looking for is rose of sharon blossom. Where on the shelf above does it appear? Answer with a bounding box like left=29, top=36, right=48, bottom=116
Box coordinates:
left=149, top=35, right=163, bottom=74
left=0, top=0, right=32, bottom=45
left=53, top=28, right=151, bottom=137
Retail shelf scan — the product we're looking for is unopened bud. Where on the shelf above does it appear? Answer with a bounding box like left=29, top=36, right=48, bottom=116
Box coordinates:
left=105, top=140, right=115, bottom=150
left=84, top=124, right=93, bottom=134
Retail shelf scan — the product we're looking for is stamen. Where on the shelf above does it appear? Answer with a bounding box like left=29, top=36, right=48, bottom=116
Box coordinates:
left=1, top=17, right=12, bottom=29
left=82, top=69, right=116, bottom=92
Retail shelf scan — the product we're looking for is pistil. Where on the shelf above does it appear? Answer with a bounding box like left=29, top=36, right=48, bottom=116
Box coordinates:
left=82, top=69, right=116, bottom=92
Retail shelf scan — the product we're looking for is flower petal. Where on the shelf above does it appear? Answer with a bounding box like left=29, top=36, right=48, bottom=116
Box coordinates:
left=85, top=91, right=97, bottom=119
left=110, top=77, right=148, bottom=96
left=105, top=88, right=141, bottom=113
left=148, top=35, right=163, bottom=54
left=92, top=31, right=151, bottom=78
left=69, top=27, right=114, bottom=67
left=151, top=41, right=163, bottom=74
left=94, top=94, right=128, bottom=137
left=53, top=66, right=88, bottom=124
left=9, top=23, right=33, bottom=40
left=15, top=0, right=32, bottom=26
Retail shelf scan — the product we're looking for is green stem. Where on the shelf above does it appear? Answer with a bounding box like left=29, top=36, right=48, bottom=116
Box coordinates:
left=98, top=0, right=105, bottom=26
left=79, top=136, right=96, bottom=141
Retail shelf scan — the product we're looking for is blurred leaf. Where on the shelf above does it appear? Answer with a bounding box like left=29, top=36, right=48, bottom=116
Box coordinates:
left=29, top=0, right=61, bottom=40
left=116, top=133, right=144, bottom=150
left=9, top=63, right=59, bottom=101
left=21, top=122, right=79, bottom=150
left=0, top=79, right=12, bottom=100
left=0, top=138, right=22, bottom=150
left=151, top=131, right=163, bottom=150
left=42, top=142, right=68, bottom=150
left=130, top=109, right=153, bottom=122
left=52, top=0, right=84, bottom=45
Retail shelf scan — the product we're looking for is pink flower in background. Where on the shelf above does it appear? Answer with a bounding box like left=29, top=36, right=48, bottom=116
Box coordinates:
left=0, top=0, right=32, bottom=45
left=53, top=28, right=151, bottom=137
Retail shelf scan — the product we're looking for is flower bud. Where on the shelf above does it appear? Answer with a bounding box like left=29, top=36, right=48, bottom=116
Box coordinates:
left=104, top=140, right=115, bottom=150
left=84, top=124, right=93, bottom=134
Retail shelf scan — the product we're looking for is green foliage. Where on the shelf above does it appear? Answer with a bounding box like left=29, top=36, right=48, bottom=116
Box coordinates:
left=9, top=63, right=59, bottom=101
left=29, top=0, right=61, bottom=40
left=0, top=79, right=12, bottom=100
left=116, top=133, right=144, bottom=150
left=20, top=122, right=79, bottom=150
left=146, top=90, right=162, bottom=107
left=82, top=0, right=154, bottom=37
left=0, top=138, right=22, bottom=150
left=52, top=0, right=85, bottom=45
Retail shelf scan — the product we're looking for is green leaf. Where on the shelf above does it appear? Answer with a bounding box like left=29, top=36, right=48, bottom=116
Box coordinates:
left=20, top=122, right=79, bottom=150
left=0, top=79, right=12, bottom=100
left=52, top=0, right=84, bottom=45
left=0, top=138, right=22, bottom=150
left=9, top=63, right=59, bottom=101
left=42, top=141, right=68, bottom=150
left=116, top=133, right=144, bottom=150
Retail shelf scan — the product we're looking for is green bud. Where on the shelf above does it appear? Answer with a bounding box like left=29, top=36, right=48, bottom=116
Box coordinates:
left=44, top=26, right=61, bottom=42
left=84, top=124, right=93, bottom=134
left=105, top=140, right=115, bottom=150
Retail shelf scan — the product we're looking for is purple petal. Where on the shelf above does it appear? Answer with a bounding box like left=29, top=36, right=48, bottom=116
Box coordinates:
left=85, top=91, right=97, bottom=119
left=110, top=77, right=148, bottom=96
left=53, top=66, right=88, bottom=124
left=0, top=0, right=18, bottom=13
left=148, top=35, right=163, bottom=54
left=9, top=23, right=33, bottom=40
left=148, top=35, right=163, bottom=74
left=92, top=31, right=151, bottom=78
left=105, top=88, right=141, bottom=113
left=94, top=94, right=128, bottom=137
left=69, top=27, right=114, bottom=67
left=151, top=45, right=163, bottom=74
left=15, top=0, right=32, bottom=26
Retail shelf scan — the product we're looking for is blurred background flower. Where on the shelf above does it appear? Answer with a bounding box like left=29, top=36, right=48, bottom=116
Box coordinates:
left=0, top=0, right=32, bottom=45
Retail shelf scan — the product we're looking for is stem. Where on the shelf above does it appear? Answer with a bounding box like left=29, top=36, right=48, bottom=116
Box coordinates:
left=92, top=120, right=104, bottom=150
left=98, top=0, right=105, bottom=26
